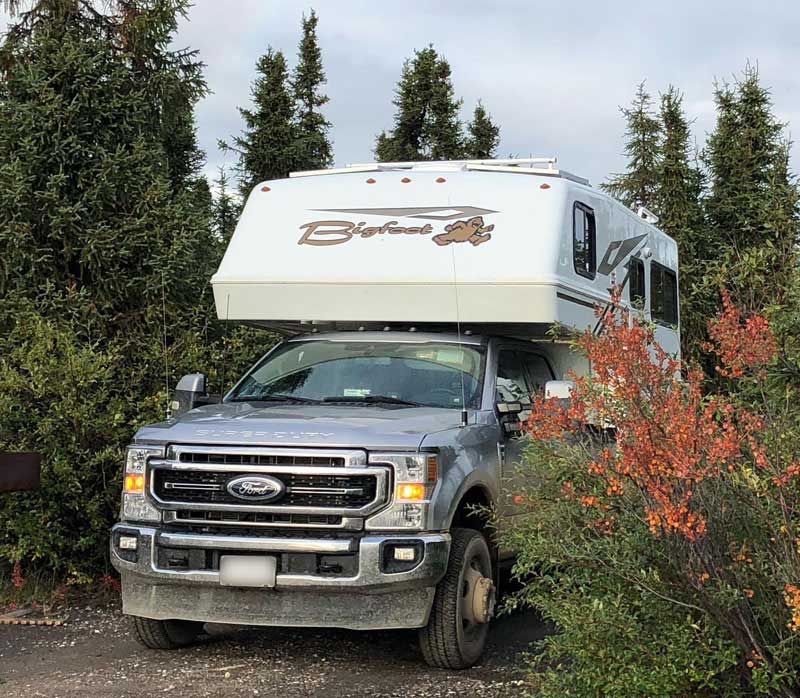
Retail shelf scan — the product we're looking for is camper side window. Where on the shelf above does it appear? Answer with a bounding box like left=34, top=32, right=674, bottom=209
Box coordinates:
left=629, top=257, right=645, bottom=308
left=651, top=262, right=678, bottom=325
left=573, top=202, right=596, bottom=279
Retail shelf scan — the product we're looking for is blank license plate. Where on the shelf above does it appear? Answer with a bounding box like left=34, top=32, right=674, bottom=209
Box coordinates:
left=219, top=555, right=277, bottom=588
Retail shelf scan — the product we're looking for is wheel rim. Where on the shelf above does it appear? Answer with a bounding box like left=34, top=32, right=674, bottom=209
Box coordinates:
left=456, top=540, right=494, bottom=654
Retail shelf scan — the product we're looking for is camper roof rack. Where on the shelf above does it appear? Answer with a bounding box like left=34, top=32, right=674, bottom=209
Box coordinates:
left=290, top=157, right=590, bottom=186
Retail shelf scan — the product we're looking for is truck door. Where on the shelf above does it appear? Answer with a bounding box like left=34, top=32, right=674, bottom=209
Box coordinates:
left=495, top=349, right=555, bottom=517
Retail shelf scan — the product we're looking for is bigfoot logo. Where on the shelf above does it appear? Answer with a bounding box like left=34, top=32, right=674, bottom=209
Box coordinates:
left=432, top=216, right=494, bottom=247
left=297, top=206, right=498, bottom=248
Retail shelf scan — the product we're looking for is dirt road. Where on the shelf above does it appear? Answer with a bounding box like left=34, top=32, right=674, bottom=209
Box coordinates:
left=0, top=603, right=546, bottom=697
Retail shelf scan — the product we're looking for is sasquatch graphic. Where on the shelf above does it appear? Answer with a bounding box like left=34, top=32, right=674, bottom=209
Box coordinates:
left=432, top=216, right=494, bottom=247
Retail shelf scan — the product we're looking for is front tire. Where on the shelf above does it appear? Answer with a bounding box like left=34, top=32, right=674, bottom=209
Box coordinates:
left=419, top=527, right=495, bottom=669
left=131, top=616, right=204, bottom=649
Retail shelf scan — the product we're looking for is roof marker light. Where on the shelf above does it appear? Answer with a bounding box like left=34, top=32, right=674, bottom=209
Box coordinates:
left=436, top=177, right=446, bottom=183
left=366, top=178, right=376, bottom=184
left=261, top=186, right=271, bottom=192
left=540, top=183, right=551, bottom=190
left=401, top=177, right=411, bottom=183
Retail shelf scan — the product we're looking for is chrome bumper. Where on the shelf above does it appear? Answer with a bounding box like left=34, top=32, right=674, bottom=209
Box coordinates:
left=110, top=524, right=450, bottom=630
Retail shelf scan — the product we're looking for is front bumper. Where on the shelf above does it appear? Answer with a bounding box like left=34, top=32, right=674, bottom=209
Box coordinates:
left=110, top=524, right=450, bottom=630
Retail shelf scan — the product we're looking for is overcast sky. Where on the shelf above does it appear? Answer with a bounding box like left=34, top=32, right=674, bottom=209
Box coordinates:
left=5, top=1, right=800, bottom=188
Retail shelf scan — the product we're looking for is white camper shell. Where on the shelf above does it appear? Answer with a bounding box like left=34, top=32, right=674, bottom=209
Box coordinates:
left=212, top=159, right=680, bottom=360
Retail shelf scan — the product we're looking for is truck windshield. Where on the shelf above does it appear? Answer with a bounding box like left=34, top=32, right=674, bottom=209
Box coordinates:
left=228, top=340, right=485, bottom=410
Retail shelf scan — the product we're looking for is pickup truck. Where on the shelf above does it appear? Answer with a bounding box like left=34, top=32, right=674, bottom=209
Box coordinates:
left=111, top=330, right=557, bottom=668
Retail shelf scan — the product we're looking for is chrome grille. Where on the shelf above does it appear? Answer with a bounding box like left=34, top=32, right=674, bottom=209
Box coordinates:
left=148, top=445, right=389, bottom=520
left=153, top=470, right=377, bottom=508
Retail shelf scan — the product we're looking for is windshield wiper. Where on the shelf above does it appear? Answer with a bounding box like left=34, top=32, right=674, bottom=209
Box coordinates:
left=321, top=395, right=423, bottom=407
left=227, top=394, right=320, bottom=404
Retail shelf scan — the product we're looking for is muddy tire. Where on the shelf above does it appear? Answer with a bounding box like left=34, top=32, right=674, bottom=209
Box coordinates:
left=131, top=616, right=203, bottom=649
left=419, top=527, right=495, bottom=669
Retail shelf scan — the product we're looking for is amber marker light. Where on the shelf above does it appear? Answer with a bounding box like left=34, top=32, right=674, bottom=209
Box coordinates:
left=366, top=178, right=376, bottom=184
left=435, top=177, right=446, bottom=183
left=401, top=177, right=411, bottom=183
left=261, top=186, right=271, bottom=192
left=396, top=483, right=426, bottom=501
left=124, top=474, right=145, bottom=494
left=426, top=455, right=438, bottom=482
left=540, top=183, right=551, bottom=190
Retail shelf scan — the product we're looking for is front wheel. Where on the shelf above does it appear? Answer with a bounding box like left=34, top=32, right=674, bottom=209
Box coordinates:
left=419, top=527, right=496, bottom=669
left=131, top=616, right=204, bottom=649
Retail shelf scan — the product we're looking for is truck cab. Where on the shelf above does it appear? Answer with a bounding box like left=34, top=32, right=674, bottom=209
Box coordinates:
left=111, top=158, right=679, bottom=668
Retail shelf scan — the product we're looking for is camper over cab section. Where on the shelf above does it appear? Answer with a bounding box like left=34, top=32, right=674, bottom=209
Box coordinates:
left=111, top=158, right=679, bottom=670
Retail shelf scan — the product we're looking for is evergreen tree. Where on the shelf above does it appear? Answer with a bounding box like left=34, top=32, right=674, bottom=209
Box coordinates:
left=703, top=66, right=799, bottom=311
left=375, top=46, right=466, bottom=161
left=212, top=166, right=238, bottom=241
left=465, top=101, right=500, bottom=159
left=225, top=48, right=296, bottom=196
left=427, top=54, right=464, bottom=160
left=0, top=0, right=215, bottom=323
left=603, top=82, right=662, bottom=209
left=0, top=0, right=228, bottom=576
left=291, top=9, right=332, bottom=171
left=653, top=86, right=706, bottom=361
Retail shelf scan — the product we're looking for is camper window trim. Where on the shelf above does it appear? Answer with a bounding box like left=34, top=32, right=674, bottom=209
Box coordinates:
left=650, top=261, right=679, bottom=326
left=572, top=202, right=596, bottom=280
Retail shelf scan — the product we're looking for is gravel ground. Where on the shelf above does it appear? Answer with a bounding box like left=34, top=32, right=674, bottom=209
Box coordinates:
left=0, top=602, right=546, bottom=697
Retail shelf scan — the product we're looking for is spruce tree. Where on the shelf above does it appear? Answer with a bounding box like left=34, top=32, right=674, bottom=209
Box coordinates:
left=225, top=48, right=296, bottom=196
left=375, top=46, right=466, bottom=161
left=0, top=0, right=215, bottom=323
left=703, top=66, right=799, bottom=310
left=427, top=54, right=464, bottom=160
left=0, top=0, right=224, bottom=576
left=653, top=86, right=706, bottom=360
left=465, top=101, right=500, bottom=159
left=212, top=166, right=238, bottom=241
left=292, top=9, right=332, bottom=171
left=603, top=82, right=662, bottom=209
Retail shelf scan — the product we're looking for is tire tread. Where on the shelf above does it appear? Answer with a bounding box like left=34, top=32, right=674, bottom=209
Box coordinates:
left=419, top=527, right=489, bottom=669
left=131, top=616, right=201, bottom=650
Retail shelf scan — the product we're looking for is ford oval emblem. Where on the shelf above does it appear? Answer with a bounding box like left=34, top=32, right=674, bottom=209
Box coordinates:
left=226, top=475, right=285, bottom=502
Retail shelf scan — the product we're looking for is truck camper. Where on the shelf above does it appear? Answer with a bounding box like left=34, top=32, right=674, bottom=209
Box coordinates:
left=111, top=158, right=679, bottom=668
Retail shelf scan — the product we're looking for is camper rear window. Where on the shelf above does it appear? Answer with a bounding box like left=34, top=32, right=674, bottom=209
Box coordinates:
left=650, top=262, right=678, bottom=325
left=629, top=257, right=645, bottom=307
left=573, top=203, right=596, bottom=279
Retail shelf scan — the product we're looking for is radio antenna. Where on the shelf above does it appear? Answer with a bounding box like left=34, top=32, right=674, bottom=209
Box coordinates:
left=219, top=293, right=231, bottom=403
left=161, top=270, right=171, bottom=420
left=450, top=245, right=469, bottom=427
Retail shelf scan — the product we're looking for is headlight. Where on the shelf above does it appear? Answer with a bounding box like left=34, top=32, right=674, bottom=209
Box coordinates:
left=366, top=453, right=438, bottom=531
left=121, top=445, right=163, bottom=523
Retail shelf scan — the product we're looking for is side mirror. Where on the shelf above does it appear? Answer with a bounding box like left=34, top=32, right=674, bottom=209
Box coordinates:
left=545, top=380, right=574, bottom=400
left=171, top=373, right=208, bottom=418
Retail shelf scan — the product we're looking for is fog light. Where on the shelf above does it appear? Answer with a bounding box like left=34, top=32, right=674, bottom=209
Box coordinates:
left=381, top=540, right=424, bottom=573
left=119, top=535, right=138, bottom=551
left=393, top=546, right=417, bottom=562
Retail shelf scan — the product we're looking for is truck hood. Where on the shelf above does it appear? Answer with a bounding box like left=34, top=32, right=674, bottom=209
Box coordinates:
left=135, top=402, right=466, bottom=451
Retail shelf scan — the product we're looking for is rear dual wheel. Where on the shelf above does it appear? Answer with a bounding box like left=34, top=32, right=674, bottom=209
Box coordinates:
left=419, top=527, right=496, bottom=669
